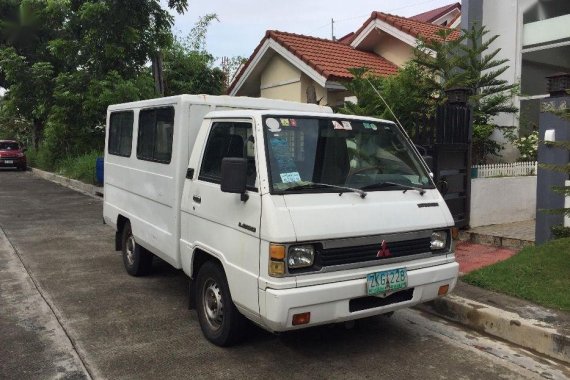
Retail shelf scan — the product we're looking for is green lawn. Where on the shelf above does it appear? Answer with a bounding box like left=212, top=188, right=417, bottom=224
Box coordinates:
left=463, top=237, right=570, bottom=311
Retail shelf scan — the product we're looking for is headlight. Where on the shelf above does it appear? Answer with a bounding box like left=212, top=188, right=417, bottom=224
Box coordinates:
left=431, top=230, right=448, bottom=250
left=288, top=245, right=314, bottom=268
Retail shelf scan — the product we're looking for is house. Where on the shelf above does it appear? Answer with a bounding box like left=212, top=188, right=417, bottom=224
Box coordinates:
left=411, top=2, right=461, bottom=27
left=228, top=7, right=461, bottom=107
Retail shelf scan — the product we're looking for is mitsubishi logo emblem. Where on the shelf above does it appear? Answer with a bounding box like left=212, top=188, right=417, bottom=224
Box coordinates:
left=377, top=240, right=392, bottom=258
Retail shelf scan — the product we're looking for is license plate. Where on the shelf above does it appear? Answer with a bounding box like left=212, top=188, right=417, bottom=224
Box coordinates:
left=4, top=160, right=13, bottom=164
left=366, top=268, right=407, bottom=296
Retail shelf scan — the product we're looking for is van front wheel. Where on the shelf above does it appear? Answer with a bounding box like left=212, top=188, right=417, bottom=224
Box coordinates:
left=121, top=222, right=153, bottom=276
left=195, top=261, right=246, bottom=346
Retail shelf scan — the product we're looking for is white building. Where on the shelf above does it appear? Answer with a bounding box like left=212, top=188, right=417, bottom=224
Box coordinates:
left=462, top=0, right=570, bottom=158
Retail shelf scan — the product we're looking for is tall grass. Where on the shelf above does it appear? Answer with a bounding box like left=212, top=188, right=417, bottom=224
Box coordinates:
left=56, top=151, right=102, bottom=184
left=27, top=148, right=103, bottom=185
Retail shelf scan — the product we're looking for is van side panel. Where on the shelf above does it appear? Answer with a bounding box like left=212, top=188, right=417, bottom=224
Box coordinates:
left=104, top=102, right=180, bottom=267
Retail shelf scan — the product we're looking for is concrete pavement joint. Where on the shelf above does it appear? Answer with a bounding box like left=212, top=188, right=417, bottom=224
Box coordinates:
left=419, top=294, right=570, bottom=365
left=0, top=227, right=96, bottom=379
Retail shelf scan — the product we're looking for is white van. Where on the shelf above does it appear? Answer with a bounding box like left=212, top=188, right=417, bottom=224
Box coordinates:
left=103, top=94, right=459, bottom=346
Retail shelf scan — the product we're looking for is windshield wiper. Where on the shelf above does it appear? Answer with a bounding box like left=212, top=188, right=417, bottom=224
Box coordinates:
left=360, top=181, right=426, bottom=196
left=283, top=182, right=367, bottom=198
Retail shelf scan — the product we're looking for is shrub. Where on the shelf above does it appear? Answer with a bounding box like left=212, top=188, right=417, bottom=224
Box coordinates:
left=56, top=151, right=102, bottom=184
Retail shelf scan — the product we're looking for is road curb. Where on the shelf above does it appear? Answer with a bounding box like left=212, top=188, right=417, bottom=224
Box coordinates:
left=29, top=167, right=104, bottom=199
left=418, top=294, right=570, bottom=364
left=458, top=230, right=534, bottom=250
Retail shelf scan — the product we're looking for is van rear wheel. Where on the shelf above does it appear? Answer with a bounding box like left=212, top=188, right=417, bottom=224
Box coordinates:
left=195, top=261, right=246, bottom=346
left=121, top=222, right=153, bottom=276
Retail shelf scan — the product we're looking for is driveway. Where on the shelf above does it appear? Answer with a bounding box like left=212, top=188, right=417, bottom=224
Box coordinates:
left=0, top=171, right=566, bottom=379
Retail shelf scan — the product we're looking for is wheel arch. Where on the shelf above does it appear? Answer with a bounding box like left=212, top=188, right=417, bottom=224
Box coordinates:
left=115, top=215, right=129, bottom=251
left=188, top=247, right=225, bottom=310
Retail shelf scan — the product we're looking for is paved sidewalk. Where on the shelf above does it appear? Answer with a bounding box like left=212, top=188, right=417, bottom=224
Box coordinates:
left=454, top=241, right=517, bottom=274
left=459, top=220, right=535, bottom=249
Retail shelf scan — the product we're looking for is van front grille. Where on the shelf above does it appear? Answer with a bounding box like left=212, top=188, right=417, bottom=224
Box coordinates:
left=317, top=237, right=431, bottom=267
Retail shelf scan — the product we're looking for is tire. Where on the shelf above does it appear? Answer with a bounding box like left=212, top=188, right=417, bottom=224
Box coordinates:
left=121, top=222, right=153, bottom=276
left=195, top=261, right=246, bottom=346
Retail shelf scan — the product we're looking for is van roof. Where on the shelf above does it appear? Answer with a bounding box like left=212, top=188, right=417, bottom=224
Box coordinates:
left=204, top=109, right=395, bottom=124
left=107, top=94, right=333, bottom=113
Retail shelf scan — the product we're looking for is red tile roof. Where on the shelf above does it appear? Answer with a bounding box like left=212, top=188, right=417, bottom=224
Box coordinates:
left=410, top=2, right=461, bottom=23
left=348, top=11, right=461, bottom=45
left=269, top=31, right=398, bottom=80
left=228, top=30, right=398, bottom=94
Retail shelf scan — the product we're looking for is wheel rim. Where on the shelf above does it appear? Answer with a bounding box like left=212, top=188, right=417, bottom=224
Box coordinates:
left=202, top=278, right=224, bottom=331
left=125, top=235, right=136, bottom=266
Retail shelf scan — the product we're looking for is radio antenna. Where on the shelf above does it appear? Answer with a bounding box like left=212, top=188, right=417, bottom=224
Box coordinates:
left=365, top=78, right=404, bottom=131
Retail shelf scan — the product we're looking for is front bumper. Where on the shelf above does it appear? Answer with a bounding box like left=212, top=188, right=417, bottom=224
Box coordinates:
left=259, top=261, right=458, bottom=332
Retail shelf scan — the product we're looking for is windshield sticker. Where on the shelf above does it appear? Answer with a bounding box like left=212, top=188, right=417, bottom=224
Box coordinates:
left=332, top=120, right=344, bottom=130
left=289, top=118, right=297, bottom=127
left=266, top=118, right=281, bottom=133
left=280, top=172, right=301, bottom=183
left=270, top=136, right=297, bottom=173
left=342, top=121, right=353, bottom=130
left=363, top=122, right=378, bottom=131
left=280, top=118, right=290, bottom=127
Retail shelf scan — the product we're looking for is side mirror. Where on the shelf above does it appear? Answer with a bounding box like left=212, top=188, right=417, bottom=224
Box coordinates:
left=221, top=157, right=248, bottom=201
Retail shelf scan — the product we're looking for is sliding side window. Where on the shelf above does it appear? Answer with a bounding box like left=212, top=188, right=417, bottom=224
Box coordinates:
left=137, top=107, right=175, bottom=164
left=108, top=111, right=134, bottom=157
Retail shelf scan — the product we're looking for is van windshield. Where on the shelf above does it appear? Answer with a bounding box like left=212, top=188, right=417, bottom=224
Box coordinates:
left=263, top=116, right=434, bottom=194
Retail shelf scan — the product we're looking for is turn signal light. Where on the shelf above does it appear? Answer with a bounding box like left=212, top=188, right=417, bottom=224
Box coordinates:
left=270, top=244, right=286, bottom=260
left=451, top=227, right=459, bottom=240
left=438, top=284, right=449, bottom=296
left=292, top=312, right=311, bottom=326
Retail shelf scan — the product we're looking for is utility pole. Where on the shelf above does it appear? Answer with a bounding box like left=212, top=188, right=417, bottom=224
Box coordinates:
left=331, top=18, right=335, bottom=41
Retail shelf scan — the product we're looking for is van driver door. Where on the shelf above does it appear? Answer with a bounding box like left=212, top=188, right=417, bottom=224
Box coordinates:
left=181, top=119, right=261, bottom=316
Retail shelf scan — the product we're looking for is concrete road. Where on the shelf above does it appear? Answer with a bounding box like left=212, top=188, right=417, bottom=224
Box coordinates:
left=1, top=170, right=568, bottom=380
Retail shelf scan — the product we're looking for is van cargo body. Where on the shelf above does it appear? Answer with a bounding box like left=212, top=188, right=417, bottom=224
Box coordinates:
left=104, top=94, right=458, bottom=346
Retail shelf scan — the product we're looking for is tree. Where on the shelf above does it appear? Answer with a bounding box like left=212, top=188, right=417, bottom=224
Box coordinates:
left=0, top=0, right=188, bottom=157
left=0, top=0, right=68, bottom=148
left=413, top=25, right=519, bottom=163
left=162, top=14, right=225, bottom=96
left=339, top=25, right=518, bottom=164
left=338, top=63, right=433, bottom=132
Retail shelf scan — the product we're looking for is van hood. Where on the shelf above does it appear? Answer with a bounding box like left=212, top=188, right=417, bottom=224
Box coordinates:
left=282, top=189, right=453, bottom=242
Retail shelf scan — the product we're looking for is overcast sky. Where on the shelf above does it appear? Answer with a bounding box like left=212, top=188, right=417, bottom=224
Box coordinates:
left=168, top=0, right=459, bottom=62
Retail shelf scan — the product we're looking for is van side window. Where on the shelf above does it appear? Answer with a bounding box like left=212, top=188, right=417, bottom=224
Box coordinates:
left=137, top=107, right=175, bottom=164
left=199, top=122, right=257, bottom=190
left=108, top=111, right=134, bottom=157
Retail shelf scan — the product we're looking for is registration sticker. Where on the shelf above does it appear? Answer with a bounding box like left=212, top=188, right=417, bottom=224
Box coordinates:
left=290, top=119, right=297, bottom=127
left=266, top=118, right=281, bottom=133
left=280, top=118, right=290, bottom=127
left=280, top=172, right=301, bottom=183
left=341, top=121, right=353, bottom=130
left=363, top=122, right=377, bottom=131
left=366, top=268, right=407, bottom=296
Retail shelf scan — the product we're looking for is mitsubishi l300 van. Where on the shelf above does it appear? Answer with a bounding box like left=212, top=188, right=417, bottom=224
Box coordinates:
left=103, top=95, right=458, bottom=346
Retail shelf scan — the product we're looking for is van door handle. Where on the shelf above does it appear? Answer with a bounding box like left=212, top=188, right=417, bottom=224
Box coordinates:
left=192, top=195, right=201, bottom=203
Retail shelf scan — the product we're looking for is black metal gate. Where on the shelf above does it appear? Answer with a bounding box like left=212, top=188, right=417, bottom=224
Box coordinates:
left=411, top=90, right=472, bottom=228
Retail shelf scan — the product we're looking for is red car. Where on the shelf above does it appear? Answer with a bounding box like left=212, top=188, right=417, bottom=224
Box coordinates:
left=0, top=140, right=27, bottom=171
